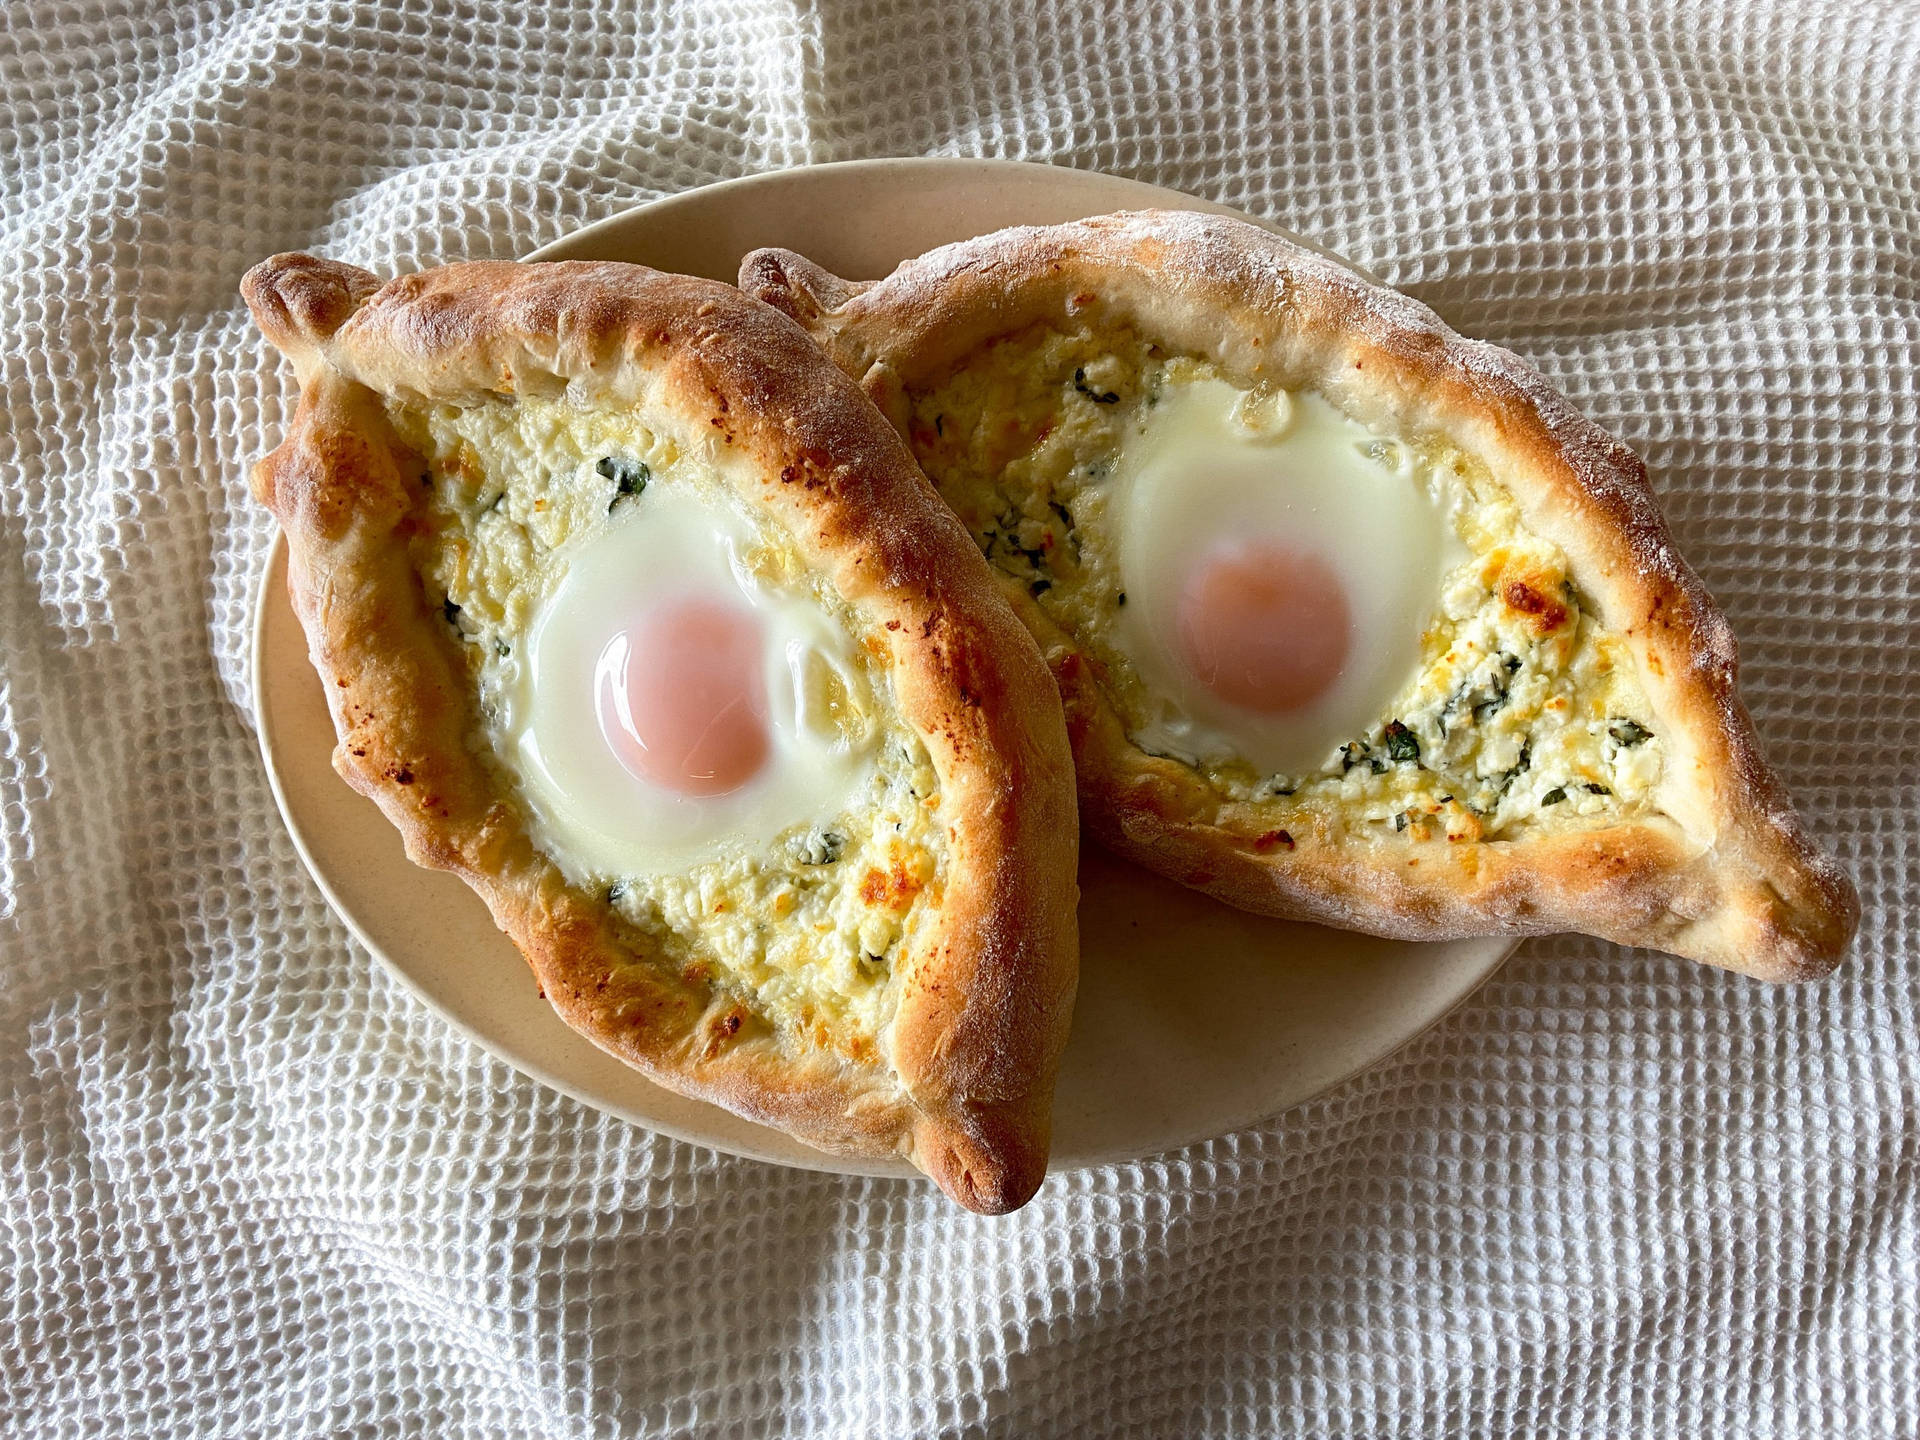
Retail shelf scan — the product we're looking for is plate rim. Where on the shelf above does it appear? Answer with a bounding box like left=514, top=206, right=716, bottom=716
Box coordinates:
left=526, top=155, right=1385, bottom=281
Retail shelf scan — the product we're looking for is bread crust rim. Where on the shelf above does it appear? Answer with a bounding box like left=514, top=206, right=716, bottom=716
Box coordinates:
left=741, top=210, right=1857, bottom=981
left=243, top=252, right=1080, bottom=1212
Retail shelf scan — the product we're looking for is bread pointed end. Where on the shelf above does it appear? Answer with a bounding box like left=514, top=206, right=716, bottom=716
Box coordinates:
left=242, top=252, right=381, bottom=369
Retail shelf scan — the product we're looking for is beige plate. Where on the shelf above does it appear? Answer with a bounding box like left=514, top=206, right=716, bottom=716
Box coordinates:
left=252, top=158, right=1513, bottom=1180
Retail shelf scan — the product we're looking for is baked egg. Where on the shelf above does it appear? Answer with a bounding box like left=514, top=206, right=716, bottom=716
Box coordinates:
left=501, top=478, right=879, bottom=878
left=1108, top=377, right=1456, bottom=776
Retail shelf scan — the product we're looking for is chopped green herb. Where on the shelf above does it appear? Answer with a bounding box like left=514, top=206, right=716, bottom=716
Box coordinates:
left=597, top=456, right=649, bottom=510
left=1442, top=657, right=1521, bottom=733
left=1492, top=744, right=1533, bottom=800
left=1394, top=812, right=1409, bottom=832
left=988, top=506, right=1049, bottom=574
left=606, top=880, right=629, bottom=903
left=1504, top=655, right=1522, bottom=675
left=1047, top=501, right=1081, bottom=561
left=1382, top=721, right=1421, bottom=763
left=1073, top=367, right=1121, bottom=404
left=1541, top=787, right=1567, bottom=806
left=1471, top=690, right=1509, bottom=724
left=1583, top=782, right=1613, bottom=795
left=494, top=639, right=511, bottom=659
left=794, top=830, right=845, bottom=866
left=1608, top=719, right=1652, bottom=748
left=1340, top=740, right=1373, bottom=773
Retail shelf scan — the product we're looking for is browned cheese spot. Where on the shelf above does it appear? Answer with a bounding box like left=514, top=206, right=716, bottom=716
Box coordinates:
left=859, top=857, right=926, bottom=911
left=1502, top=578, right=1570, bottom=634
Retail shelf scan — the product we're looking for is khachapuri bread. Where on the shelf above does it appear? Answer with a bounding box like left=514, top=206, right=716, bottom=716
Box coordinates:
left=244, top=253, right=1080, bottom=1212
left=743, top=211, right=1857, bottom=981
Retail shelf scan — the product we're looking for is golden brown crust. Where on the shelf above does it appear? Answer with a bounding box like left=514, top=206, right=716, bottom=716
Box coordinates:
left=244, top=253, right=1079, bottom=1211
left=742, top=212, right=1858, bottom=982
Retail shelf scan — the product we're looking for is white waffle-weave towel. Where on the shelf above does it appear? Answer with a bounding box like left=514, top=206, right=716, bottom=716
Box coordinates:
left=2, top=1, right=1914, bottom=1434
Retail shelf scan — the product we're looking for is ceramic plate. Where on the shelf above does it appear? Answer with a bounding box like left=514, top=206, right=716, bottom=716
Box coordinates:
left=252, top=158, right=1512, bottom=1180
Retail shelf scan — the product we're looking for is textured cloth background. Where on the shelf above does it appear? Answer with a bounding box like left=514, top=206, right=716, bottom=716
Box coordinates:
left=2, top=0, right=1915, bottom=1433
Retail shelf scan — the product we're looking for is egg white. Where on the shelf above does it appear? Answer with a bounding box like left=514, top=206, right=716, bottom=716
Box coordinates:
left=1110, top=378, right=1457, bottom=777
left=496, top=479, right=879, bottom=878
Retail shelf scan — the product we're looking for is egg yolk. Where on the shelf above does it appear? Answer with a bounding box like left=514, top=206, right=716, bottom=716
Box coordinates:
left=595, top=596, right=770, bottom=796
left=1175, top=538, right=1351, bottom=714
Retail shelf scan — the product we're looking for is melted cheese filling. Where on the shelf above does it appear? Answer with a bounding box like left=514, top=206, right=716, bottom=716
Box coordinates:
left=389, top=396, right=949, bottom=1056
left=906, top=324, right=1666, bottom=845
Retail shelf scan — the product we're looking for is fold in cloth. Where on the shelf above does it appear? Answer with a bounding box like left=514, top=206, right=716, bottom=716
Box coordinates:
left=0, top=0, right=1910, bottom=1433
